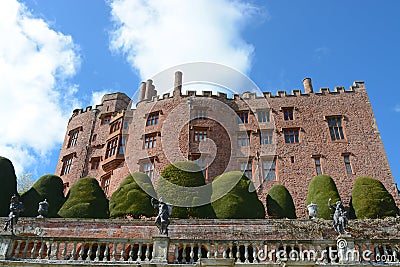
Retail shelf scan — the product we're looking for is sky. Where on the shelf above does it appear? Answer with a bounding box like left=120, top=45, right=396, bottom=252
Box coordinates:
left=0, top=0, right=399, bottom=188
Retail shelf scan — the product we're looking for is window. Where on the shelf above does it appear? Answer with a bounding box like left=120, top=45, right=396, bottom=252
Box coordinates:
left=282, top=108, right=294, bottom=121
left=260, top=131, right=273, bottom=145
left=146, top=112, right=159, bottom=126
left=143, top=161, right=155, bottom=180
left=237, top=133, right=250, bottom=146
left=313, top=157, right=322, bottom=175
left=105, top=137, right=118, bottom=159
left=123, top=121, right=129, bottom=130
left=63, top=182, right=69, bottom=194
left=283, top=128, right=299, bottom=143
left=263, top=160, right=276, bottom=181
left=344, top=155, right=353, bottom=174
left=67, top=129, right=79, bottom=148
left=61, top=154, right=74, bottom=176
left=101, top=175, right=111, bottom=195
left=327, top=116, right=345, bottom=141
left=237, top=111, right=249, bottom=124
left=144, top=134, right=157, bottom=149
left=193, top=157, right=207, bottom=177
left=91, top=157, right=101, bottom=170
left=257, top=110, right=270, bottom=123
left=240, top=162, right=252, bottom=179
left=194, top=109, right=207, bottom=120
left=194, top=130, right=207, bottom=142
left=118, top=137, right=126, bottom=154
left=101, top=115, right=111, bottom=125
left=110, top=119, right=121, bottom=134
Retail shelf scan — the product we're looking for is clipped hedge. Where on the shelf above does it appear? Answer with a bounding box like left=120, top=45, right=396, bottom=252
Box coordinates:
left=109, top=173, right=156, bottom=218
left=21, top=174, right=65, bottom=217
left=58, top=177, right=109, bottom=218
left=306, top=175, right=340, bottom=219
left=352, top=176, right=398, bottom=219
left=211, top=171, right=265, bottom=219
left=0, top=156, right=18, bottom=217
left=157, top=161, right=215, bottom=219
left=266, top=184, right=296, bottom=219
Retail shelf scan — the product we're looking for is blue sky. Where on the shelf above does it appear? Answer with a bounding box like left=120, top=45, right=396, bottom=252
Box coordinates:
left=1, top=0, right=399, bottom=188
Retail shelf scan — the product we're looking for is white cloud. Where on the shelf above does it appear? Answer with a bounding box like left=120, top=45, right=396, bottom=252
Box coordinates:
left=109, top=0, right=258, bottom=80
left=91, top=89, right=113, bottom=106
left=0, top=0, right=80, bottom=176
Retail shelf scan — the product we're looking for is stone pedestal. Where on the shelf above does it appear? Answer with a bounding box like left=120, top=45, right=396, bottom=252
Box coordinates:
left=151, top=235, right=169, bottom=263
left=200, top=258, right=235, bottom=267
left=337, top=234, right=358, bottom=264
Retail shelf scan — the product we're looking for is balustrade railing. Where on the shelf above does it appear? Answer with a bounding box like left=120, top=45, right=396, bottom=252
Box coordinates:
left=1, top=235, right=399, bottom=265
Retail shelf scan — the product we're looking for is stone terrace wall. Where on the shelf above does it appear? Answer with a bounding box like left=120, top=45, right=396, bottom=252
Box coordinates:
left=6, top=217, right=400, bottom=241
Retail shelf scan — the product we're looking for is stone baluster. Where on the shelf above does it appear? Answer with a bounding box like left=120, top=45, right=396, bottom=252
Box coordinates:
left=95, top=244, right=101, bottom=261
left=145, top=243, right=150, bottom=261
left=111, top=243, right=117, bottom=261
left=137, top=243, right=142, bottom=262
left=222, top=243, right=227, bottom=259
left=14, top=240, right=22, bottom=259
left=174, top=243, right=179, bottom=263
left=78, top=243, right=85, bottom=261
left=30, top=241, right=37, bottom=259
left=189, top=243, right=194, bottom=263
left=252, top=243, right=257, bottom=263
left=394, top=247, right=399, bottom=263
left=46, top=241, right=52, bottom=260
left=71, top=242, right=77, bottom=261
left=103, top=243, right=109, bottom=262
left=228, top=244, right=233, bottom=259
left=197, top=243, right=202, bottom=260
left=128, top=244, right=134, bottom=261
left=120, top=242, right=125, bottom=261
left=182, top=243, right=187, bottom=263
left=206, top=244, right=211, bottom=259
left=244, top=243, right=249, bottom=263
left=383, top=244, right=389, bottom=259
left=52, top=241, right=60, bottom=260
left=87, top=243, right=94, bottom=261
left=37, top=241, right=45, bottom=260
left=22, top=240, right=29, bottom=258
left=375, top=243, right=381, bottom=263
left=214, top=243, right=219, bottom=258
left=61, top=242, right=67, bottom=260
left=235, top=244, right=240, bottom=261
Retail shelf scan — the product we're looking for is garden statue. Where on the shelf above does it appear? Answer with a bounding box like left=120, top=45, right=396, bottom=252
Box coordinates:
left=328, top=198, right=348, bottom=235
left=3, top=194, right=24, bottom=234
left=307, top=203, right=318, bottom=219
left=37, top=199, right=49, bottom=218
left=151, top=198, right=171, bottom=236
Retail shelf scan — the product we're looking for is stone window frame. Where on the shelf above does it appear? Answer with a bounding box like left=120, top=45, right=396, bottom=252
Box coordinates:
left=282, top=127, right=300, bottom=144
left=90, top=156, right=101, bottom=170
left=324, top=115, right=347, bottom=141
left=194, top=127, right=207, bottom=142
left=146, top=112, right=160, bottom=126
left=67, top=127, right=82, bottom=148
left=237, top=131, right=250, bottom=147
left=144, top=133, right=158, bottom=149
left=260, top=130, right=273, bottom=145
left=139, top=157, right=157, bottom=180
left=281, top=107, right=295, bottom=121
left=239, top=160, right=252, bottom=179
left=100, top=173, right=111, bottom=195
left=105, top=137, right=119, bottom=159
left=257, top=109, right=271, bottom=123
left=193, top=108, right=207, bottom=120
left=101, top=114, right=112, bottom=125
left=237, top=111, right=249, bottom=124
left=190, top=153, right=208, bottom=180
left=342, top=152, right=354, bottom=175
left=311, top=154, right=323, bottom=176
left=61, top=153, right=76, bottom=176
left=109, top=118, right=122, bottom=134
left=262, top=156, right=277, bottom=181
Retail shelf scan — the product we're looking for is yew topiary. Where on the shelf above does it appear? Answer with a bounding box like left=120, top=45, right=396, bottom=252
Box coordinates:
left=58, top=177, right=109, bottom=218
left=266, top=184, right=296, bottom=219
left=21, top=174, right=65, bottom=217
left=306, top=175, right=340, bottom=219
left=352, top=176, right=398, bottom=219
left=157, top=161, right=215, bottom=219
left=211, top=171, right=265, bottom=219
left=0, top=156, right=18, bottom=217
left=109, top=173, right=156, bottom=218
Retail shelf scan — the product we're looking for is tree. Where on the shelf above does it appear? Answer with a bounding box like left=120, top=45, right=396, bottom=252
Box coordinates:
left=352, top=176, right=398, bottom=219
left=211, top=171, right=265, bottom=219
left=157, top=161, right=215, bottom=219
left=266, top=184, right=296, bottom=219
left=306, top=175, right=340, bottom=219
left=0, top=156, right=18, bottom=217
left=58, top=177, right=109, bottom=218
left=17, top=173, right=35, bottom=194
left=21, top=174, right=65, bottom=217
left=109, top=173, right=156, bottom=218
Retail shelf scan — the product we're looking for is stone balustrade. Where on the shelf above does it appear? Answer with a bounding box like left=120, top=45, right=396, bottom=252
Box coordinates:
left=1, top=234, right=399, bottom=266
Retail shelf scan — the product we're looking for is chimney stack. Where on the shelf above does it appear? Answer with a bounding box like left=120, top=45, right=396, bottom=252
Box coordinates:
left=138, top=82, right=146, bottom=102
left=144, top=79, right=156, bottom=100
left=174, top=71, right=183, bottom=97
left=303, top=78, right=313, bottom=94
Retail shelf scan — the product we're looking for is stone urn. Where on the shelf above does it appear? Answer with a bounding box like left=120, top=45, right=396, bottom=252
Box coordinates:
left=307, top=203, right=318, bottom=219
left=37, top=199, right=49, bottom=218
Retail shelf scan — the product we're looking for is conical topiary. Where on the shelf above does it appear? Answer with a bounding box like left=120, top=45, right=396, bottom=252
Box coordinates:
left=352, top=176, right=398, bottom=219
left=306, top=175, right=340, bottom=219
left=58, top=177, right=109, bottom=218
left=21, top=174, right=65, bottom=217
left=109, top=173, right=156, bottom=218
left=0, top=156, right=18, bottom=217
left=211, top=171, right=265, bottom=219
left=266, top=184, right=296, bottom=219
left=157, top=161, right=215, bottom=219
